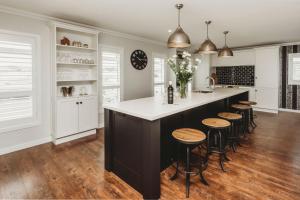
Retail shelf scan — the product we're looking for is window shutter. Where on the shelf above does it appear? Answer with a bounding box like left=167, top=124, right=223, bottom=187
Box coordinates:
left=101, top=50, right=121, bottom=104
left=0, top=39, right=33, bottom=123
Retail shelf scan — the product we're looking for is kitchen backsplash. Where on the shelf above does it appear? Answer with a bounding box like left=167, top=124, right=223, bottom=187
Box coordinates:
left=215, top=65, right=255, bottom=86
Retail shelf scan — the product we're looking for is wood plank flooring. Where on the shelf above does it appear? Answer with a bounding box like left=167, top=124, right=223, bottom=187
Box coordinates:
left=0, top=111, right=300, bottom=199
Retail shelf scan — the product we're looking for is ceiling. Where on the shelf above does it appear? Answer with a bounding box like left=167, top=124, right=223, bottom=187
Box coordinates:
left=0, top=0, right=300, bottom=48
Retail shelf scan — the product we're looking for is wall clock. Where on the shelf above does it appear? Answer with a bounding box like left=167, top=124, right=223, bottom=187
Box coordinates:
left=130, top=50, right=148, bottom=70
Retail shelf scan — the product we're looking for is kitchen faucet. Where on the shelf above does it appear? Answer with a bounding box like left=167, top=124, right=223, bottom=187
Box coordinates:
left=206, top=76, right=215, bottom=90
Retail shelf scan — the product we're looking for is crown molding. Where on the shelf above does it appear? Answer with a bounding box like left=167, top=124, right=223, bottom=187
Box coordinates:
left=0, top=4, right=166, bottom=46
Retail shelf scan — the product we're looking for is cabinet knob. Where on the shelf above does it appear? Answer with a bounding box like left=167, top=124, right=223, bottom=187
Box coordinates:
left=80, top=102, right=83, bottom=104
left=76, top=102, right=79, bottom=104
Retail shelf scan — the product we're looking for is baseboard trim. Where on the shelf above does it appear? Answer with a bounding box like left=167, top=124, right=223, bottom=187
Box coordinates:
left=98, top=123, right=104, bottom=129
left=253, top=107, right=279, bottom=114
left=0, top=136, right=52, bottom=156
left=278, top=108, right=300, bottom=113
left=53, top=129, right=96, bottom=145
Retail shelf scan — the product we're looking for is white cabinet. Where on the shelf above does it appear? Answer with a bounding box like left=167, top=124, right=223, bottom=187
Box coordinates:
left=56, top=96, right=98, bottom=139
left=78, top=96, right=98, bottom=132
left=56, top=98, right=79, bottom=138
left=253, top=46, right=280, bottom=112
left=254, top=87, right=278, bottom=111
left=211, top=49, right=255, bottom=67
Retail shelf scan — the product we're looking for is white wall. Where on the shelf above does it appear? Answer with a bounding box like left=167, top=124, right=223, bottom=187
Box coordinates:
left=0, top=12, right=51, bottom=155
left=193, top=54, right=211, bottom=90
left=0, top=12, right=168, bottom=155
left=99, top=34, right=167, bottom=101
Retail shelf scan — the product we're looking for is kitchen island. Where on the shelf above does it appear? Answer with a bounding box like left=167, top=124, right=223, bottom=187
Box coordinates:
left=104, top=88, right=249, bottom=199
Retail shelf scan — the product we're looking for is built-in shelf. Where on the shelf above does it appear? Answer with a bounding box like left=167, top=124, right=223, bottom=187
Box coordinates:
left=56, top=62, right=97, bottom=66
left=53, top=22, right=99, bottom=144
left=57, top=79, right=97, bottom=82
left=56, top=44, right=97, bottom=52
left=56, top=95, right=97, bottom=100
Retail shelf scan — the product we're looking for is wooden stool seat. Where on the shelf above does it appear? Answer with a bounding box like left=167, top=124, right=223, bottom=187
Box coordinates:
left=202, top=118, right=230, bottom=128
left=172, top=128, right=206, bottom=144
left=218, top=112, right=242, bottom=120
left=231, top=104, right=251, bottom=110
left=239, top=100, right=257, bottom=105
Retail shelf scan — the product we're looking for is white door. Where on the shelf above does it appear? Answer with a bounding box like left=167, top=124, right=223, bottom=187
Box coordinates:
left=56, top=98, right=79, bottom=138
left=78, top=96, right=98, bottom=132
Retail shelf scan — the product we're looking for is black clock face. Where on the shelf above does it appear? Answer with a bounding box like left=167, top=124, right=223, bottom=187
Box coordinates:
left=130, top=50, right=148, bottom=70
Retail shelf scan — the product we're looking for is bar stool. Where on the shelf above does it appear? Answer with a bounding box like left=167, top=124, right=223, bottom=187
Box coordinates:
left=231, top=104, right=252, bottom=136
left=217, top=112, right=242, bottom=152
left=202, top=118, right=231, bottom=172
left=171, top=128, right=208, bottom=198
left=239, top=100, right=257, bottom=129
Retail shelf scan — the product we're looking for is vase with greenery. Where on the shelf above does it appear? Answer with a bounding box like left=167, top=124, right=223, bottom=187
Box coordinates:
left=167, top=51, right=198, bottom=98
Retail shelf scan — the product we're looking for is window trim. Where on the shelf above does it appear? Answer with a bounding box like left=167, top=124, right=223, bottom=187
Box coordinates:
left=99, top=45, right=124, bottom=112
left=152, top=53, right=167, bottom=96
left=288, top=53, right=300, bottom=85
left=0, top=29, right=41, bottom=134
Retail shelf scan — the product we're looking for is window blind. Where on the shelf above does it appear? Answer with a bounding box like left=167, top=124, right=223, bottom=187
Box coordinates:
left=0, top=39, right=33, bottom=123
left=101, top=50, right=121, bottom=104
left=153, top=57, right=165, bottom=96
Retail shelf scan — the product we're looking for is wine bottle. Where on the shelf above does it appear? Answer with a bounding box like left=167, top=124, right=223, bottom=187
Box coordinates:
left=167, top=81, right=174, bottom=104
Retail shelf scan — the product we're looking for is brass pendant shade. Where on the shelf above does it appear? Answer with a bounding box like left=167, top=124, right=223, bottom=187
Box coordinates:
left=218, top=31, right=233, bottom=57
left=197, top=21, right=217, bottom=54
left=167, top=4, right=191, bottom=48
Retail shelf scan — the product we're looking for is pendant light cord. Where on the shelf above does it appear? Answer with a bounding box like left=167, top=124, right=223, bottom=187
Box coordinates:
left=206, top=23, right=209, bottom=39
left=178, top=8, right=181, bottom=27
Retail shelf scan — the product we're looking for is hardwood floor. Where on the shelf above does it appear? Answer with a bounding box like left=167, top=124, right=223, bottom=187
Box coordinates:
left=0, top=111, right=300, bottom=199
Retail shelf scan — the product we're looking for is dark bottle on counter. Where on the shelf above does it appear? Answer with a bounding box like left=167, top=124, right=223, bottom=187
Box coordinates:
left=167, top=81, right=174, bottom=104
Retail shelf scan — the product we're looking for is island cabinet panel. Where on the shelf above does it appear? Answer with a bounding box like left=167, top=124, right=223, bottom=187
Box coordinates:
left=104, top=109, right=161, bottom=199
left=104, top=91, right=249, bottom=199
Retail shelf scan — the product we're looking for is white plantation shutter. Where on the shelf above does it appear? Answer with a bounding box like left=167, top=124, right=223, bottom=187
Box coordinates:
left=288, top=53, right=300, bottom=85
left=292, top=57, right=300, bottom=81
left=0, top=32, right=38, bottom=132
left=101, top=49, right=121, bottom=104
left=153, top=56, right=165, bottom=96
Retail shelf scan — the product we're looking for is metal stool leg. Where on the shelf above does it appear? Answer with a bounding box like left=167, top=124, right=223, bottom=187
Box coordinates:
left=186, top=146, right=190, bottom=198
left=218, top=130, right=226, bottom=172
left=170, top=143, right=179, bottom=181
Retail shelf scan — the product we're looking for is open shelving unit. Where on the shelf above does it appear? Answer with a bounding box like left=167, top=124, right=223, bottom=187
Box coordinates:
left=52, top=22, right=99, bottom=144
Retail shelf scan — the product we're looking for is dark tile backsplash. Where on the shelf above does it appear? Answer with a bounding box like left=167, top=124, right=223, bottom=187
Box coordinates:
left=215, top=65, right=255, bottom=86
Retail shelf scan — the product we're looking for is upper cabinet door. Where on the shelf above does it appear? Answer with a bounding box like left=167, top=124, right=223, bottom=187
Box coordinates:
left=56, top=98, right=79, bottom=138
left=78, top=96, right=98, bottom=132
left=255, top=47, right=280, bottom=88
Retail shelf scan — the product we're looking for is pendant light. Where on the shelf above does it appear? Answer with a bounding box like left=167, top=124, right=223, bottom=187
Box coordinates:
left=167, top=4, right=191, bottom=48
left=218, top=31, right=233, bottom=57
left=196, top=21, right=217, bottom=54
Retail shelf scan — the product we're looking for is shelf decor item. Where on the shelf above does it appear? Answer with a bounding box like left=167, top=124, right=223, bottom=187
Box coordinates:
left=167, top=51, right=198, bottom=98
left=61, top=37, right=70, bottom=46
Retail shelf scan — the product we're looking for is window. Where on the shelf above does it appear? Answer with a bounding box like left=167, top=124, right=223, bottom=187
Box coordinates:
left=0, top=31, right=39, bottom=132
left=288, top=53, right=300, bottom=85
left=101, top=47, right=122, bottom=105
left=153, top=56, right=165, bottom=96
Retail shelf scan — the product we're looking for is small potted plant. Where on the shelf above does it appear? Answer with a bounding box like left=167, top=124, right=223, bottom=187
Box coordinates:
left=167, top=51, right=198, bottom=98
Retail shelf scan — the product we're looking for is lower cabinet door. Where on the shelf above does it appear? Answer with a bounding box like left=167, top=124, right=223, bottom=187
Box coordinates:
left=56, top=99, right=79, bottom=138
left=78, top=96, right=98, bottom=132
left=255, top=87, right=278, bottom=110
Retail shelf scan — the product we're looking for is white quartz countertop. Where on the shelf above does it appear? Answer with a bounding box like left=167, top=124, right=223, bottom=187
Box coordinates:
left=103, top=88, right=249, bottom=121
